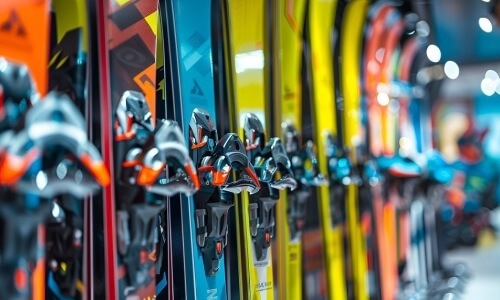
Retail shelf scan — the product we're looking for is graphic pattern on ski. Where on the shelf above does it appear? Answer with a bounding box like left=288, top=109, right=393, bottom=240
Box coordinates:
left=0, top=0, right=50, bottom=96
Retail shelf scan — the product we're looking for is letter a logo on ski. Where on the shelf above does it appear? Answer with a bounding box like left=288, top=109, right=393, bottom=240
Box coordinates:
left=191, top=79, right=204, bottom=96
left=0, top=10, right=26, bottom=37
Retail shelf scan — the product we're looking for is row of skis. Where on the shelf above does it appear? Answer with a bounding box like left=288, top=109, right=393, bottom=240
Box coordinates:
left=0, top=0, right=477, bottom=300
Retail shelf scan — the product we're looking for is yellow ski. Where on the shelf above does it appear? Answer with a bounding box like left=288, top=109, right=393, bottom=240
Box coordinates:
left=306, top=0, right=348, bottom=299
left=339, top=0, right=370, bottom=299
left=224, top=1, right=296, bottom=299
left=273, top=0, right=326, bottom=299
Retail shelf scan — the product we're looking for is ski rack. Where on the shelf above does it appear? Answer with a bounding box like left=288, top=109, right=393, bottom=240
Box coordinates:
left=188, top=108, right=261, bottom=275
left=112, top=90, right=200, bottom=289
left=283, top=122, right=328, bottom=241
left=243, top=113, right=297, bottom=261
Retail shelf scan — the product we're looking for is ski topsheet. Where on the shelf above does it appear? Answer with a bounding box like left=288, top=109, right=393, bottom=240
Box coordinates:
left=222, top=0, right=298, bottom=298
left=97, top=0, right=205, bottom=297
left=378, top=7, right=410, bottom=294
left=394, top=17, right=430, bottom=293
left=273, top=0, right=327, bottom=299
left=229, top=2, right=272, bottom=296
left=225, top=1, right=273, bottom=298
left=363, top=4, right=399, bottom=299
left=163, top=0, right=225, bottom=298
left=46, top=0, right=90, bottom=298
left=0, top=3, right=109, bottom=300
left=163, top=0, right=261, bottom=299
left=0, top=1, right=50, bottom=300
left=339, top=0, right=370, bottom=299
left=95, top=1, right=189, bottom=299
left=274, top=0, right=306, bottom=298
left=305, top=0, right=348, bottom=299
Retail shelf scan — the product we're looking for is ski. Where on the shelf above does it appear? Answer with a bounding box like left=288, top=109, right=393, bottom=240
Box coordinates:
left=337, top=1, right=373, bottom=300
left=46, top=0, right=93, bottom=298
left=0, top=70, right=47, bottom=300
left=391, top=18, right=423, bottom=295
left=161, top=0, right=261, bottom=299
left=362, top=3, right=401, bottom=299
left=0, top=92, right=110, bottom=300
left=153, top=8, right=170, bottom=300
left=95, top=1, right=202, bottom=299
left=273, top=0, right=328, bottom=299
left=0, top=37, right=109, bottom=300
left=0, top=65, right=51, bottom=300
left=304, top=0, right=349, bottom=298
left=220, top=0, right=299, bottom=298
left=333, top=0, right=363, bottom=298
left=0, top=2, right=50, bottom=299
left=0, top=4, right=111, bottom=300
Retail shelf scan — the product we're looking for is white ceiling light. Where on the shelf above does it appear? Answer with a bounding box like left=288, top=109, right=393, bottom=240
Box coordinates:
left=416, top=20, right=430, bottom=37
left=482, top=0, right=491, bottom=3
left=444, top=61, right=460, bottom=79
left=481, top=78, right=496, bottom=96
left=377, top=92, right=390, bottom=106
left=479, top=17, right=493, bottom=33
left=485, top=69, right=499, bottom=80
left=426, top=44, right=441, bottom=63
